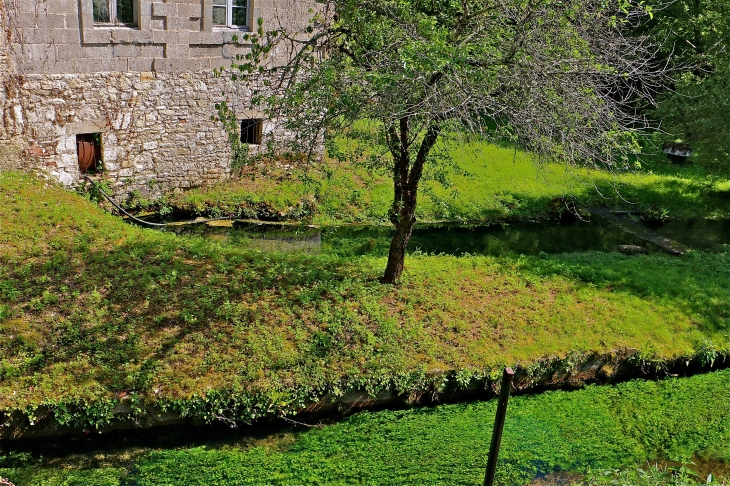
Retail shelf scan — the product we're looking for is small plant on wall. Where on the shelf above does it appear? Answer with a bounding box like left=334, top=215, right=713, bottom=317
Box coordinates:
left=213, top=100, right=251, bottom=175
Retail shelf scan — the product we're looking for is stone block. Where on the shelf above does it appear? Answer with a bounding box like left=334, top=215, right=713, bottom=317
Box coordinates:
left=210, top=57, right=230, bottom=70
left=110, top=29, right=131, bottom=44
left=51, top=170, right=77, bottom=186
left=65, top=15, right=80, bottom=29
left=65, top=119, right=107, bottom=135
left=56, top=44, right=82, bottom=60
left=80, top=46, right=114, bottom=59
left=51, top=29, right=81, bottom=45
left=129, top=29, right=154, bottom=44
left=113, top=44, right=141, bottom=58
left=22, top=44, right=54, bottom=61
left=104, top=147, right=118, bottom=161
left=20, top=29, right=53, bottom=44
left=46, top=15, right=68, bottom=29
left=56, top=136, right=77, bottom=154
left=57, top=153, right=77, bottom=168
left=81, top=27, right=111, bottom=44
left=139, top=44, right=165, bottom=58
left=150, top=18, right=166, bottom=31
left=96, top=58, right=129, bottom=73
left=56, top=0, right=79, bottom=11
left=152, top=2, right=173, bottom=17
left=128, top=58, right=156, bottom=73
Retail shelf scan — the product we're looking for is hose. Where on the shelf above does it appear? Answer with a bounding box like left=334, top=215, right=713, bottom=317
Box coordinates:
left=81, top=175, right=236, bottom=228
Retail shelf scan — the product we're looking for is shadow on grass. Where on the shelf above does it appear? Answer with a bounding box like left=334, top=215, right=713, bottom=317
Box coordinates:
left=0, top=234, right=376, bottom=401
left=512, top=249, right=730, bottom=335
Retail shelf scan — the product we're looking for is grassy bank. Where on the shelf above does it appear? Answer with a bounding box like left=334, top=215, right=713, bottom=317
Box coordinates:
left=1, top=171, right=728, bottom=430
left=160, top=141, right=730, bottom=224
left=2, top=370, right=729, bottom=485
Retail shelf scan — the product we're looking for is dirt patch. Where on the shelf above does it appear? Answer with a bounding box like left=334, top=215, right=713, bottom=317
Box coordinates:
left=528, top=471, right=583, bottom=485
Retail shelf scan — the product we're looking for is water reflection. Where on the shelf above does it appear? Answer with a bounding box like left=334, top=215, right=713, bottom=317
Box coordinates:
left=648, top=219, right=730, bottom=250
left=167, top=218, right=708, bottom=257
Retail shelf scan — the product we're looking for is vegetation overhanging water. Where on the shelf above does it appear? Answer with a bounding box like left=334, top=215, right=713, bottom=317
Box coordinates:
left=2, top=369, right=729, bottom=485
left=165, top=218, right=730, bottom=257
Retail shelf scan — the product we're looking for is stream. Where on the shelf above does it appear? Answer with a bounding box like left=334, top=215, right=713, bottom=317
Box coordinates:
left=164, top=216, right=730, bottom=257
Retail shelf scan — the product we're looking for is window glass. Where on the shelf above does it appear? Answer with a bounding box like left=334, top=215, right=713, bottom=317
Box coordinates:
left=213, top=6, right=226, bottom=26
left=117, top=0, right=134, bottom=24
left=231, top=7, right=248, bottom=26
left=92, top=0, right=110, bottom=23
left=213, top=0, right=249, bottom=28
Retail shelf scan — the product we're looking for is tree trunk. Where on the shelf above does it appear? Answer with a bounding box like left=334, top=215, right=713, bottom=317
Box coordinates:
left=381, top=120, right=441, bottom=284
left=381, top=209, right=416, bottom=284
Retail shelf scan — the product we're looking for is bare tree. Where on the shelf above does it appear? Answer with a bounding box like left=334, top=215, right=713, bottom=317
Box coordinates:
left=238, top=0, right=666, bottom=284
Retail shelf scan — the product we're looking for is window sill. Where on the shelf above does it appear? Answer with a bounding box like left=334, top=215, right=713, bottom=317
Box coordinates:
left=212, top=26, right=251, bottom=32
left=93, top=23, right=138, bottom=29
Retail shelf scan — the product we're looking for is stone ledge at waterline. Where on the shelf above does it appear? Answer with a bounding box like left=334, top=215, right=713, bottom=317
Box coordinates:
left=1, top=349, right=726, bottom=441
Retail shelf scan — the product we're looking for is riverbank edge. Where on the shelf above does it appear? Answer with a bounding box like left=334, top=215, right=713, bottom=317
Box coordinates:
left=2, top=348, right=726, bottom=442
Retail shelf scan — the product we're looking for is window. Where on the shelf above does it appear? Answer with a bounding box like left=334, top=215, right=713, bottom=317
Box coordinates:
left=241, top=119, right=263, bottom=145
left=77, top=133, right=103, bottom=173
left=93, top=0, right=135, bottom=25
left=213, top=0, right=250, bottom=28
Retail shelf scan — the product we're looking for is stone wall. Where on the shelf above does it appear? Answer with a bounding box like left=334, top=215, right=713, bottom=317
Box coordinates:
left=0, top=0, right=317, bottom=199
left=0, top=1, right=26, bottom=171
left=4, top=70, right=282, bottom=197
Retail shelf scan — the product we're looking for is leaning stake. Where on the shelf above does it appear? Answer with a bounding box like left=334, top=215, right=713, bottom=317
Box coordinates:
left=484, top=367, right=515, bottom=486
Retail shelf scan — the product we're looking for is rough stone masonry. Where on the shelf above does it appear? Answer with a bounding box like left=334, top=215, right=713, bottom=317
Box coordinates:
left=0, top=0, right=313, bottom=199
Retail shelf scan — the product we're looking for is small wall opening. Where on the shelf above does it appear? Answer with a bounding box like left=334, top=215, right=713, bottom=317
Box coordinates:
left=77, top=133, right=102, bottom=173
left=240, top=119, right=263, bottom=145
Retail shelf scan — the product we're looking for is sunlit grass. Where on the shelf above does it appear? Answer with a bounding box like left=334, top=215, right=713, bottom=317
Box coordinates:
left=167, top=141, right=730, bottom=224
left=1, top=171, right=728, bottom=422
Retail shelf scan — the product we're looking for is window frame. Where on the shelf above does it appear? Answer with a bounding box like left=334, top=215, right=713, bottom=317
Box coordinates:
left=212, top=0, right=251, bottom=29
left=240, top=119, right=263, bottom=145
left=93, top=0, right=137, bottom=26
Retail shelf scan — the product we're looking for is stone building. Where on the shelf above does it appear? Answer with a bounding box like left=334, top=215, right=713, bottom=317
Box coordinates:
left=0, top=0, right=311, bottom=198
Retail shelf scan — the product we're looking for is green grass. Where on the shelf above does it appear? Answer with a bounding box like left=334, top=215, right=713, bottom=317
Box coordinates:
left=3, top=370, right=728, bottom=485
left=128, top=370, right=730, bottom=485
left=1, top=171, right=728, bottom=429
left=165, top=141, right=730, bottom=224
left=0, top=467, right=122, bottom=486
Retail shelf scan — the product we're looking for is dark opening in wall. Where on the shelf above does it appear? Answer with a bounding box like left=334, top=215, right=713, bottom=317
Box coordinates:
left=241, top=119, right=263, bottom=145
left=77, top=133, right=102, bottom=173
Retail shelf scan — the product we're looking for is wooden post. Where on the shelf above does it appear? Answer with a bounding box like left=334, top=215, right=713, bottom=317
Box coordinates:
left=484, top=367, right=515, bottom=486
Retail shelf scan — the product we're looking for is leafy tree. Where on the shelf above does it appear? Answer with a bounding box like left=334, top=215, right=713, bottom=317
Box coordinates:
left=238, top=0, right=665, bottom=284
left=646, top=0, right=730, bottom=169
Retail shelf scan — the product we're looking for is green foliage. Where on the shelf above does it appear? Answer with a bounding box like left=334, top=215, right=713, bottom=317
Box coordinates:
left=0, top=467, right=122, bottom=486
left=644, top=0, right=730, bottom=171
left=640, top=205, right=670, bottom=223
left=76, top=178, right=112, bottom=204
left=168, top=140, right=730, bottom=225
left=213, top=99, right=251, bottom=174
left=581, top=465, right=724, bottom=485
left=654, top=65, right=730, bottom=171
left=123, top=371, right=730, bottom=485
left=237, top=0, right=664, bottom=280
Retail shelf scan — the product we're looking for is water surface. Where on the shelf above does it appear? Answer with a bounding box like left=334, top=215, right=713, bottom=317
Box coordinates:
left=169, top=219, right=665, bottom=257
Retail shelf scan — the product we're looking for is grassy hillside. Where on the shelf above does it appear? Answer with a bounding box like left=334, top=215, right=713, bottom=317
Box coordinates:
left=1, top=171, right=728, bottom=429
left=161, top=141, right=730, bottom=223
